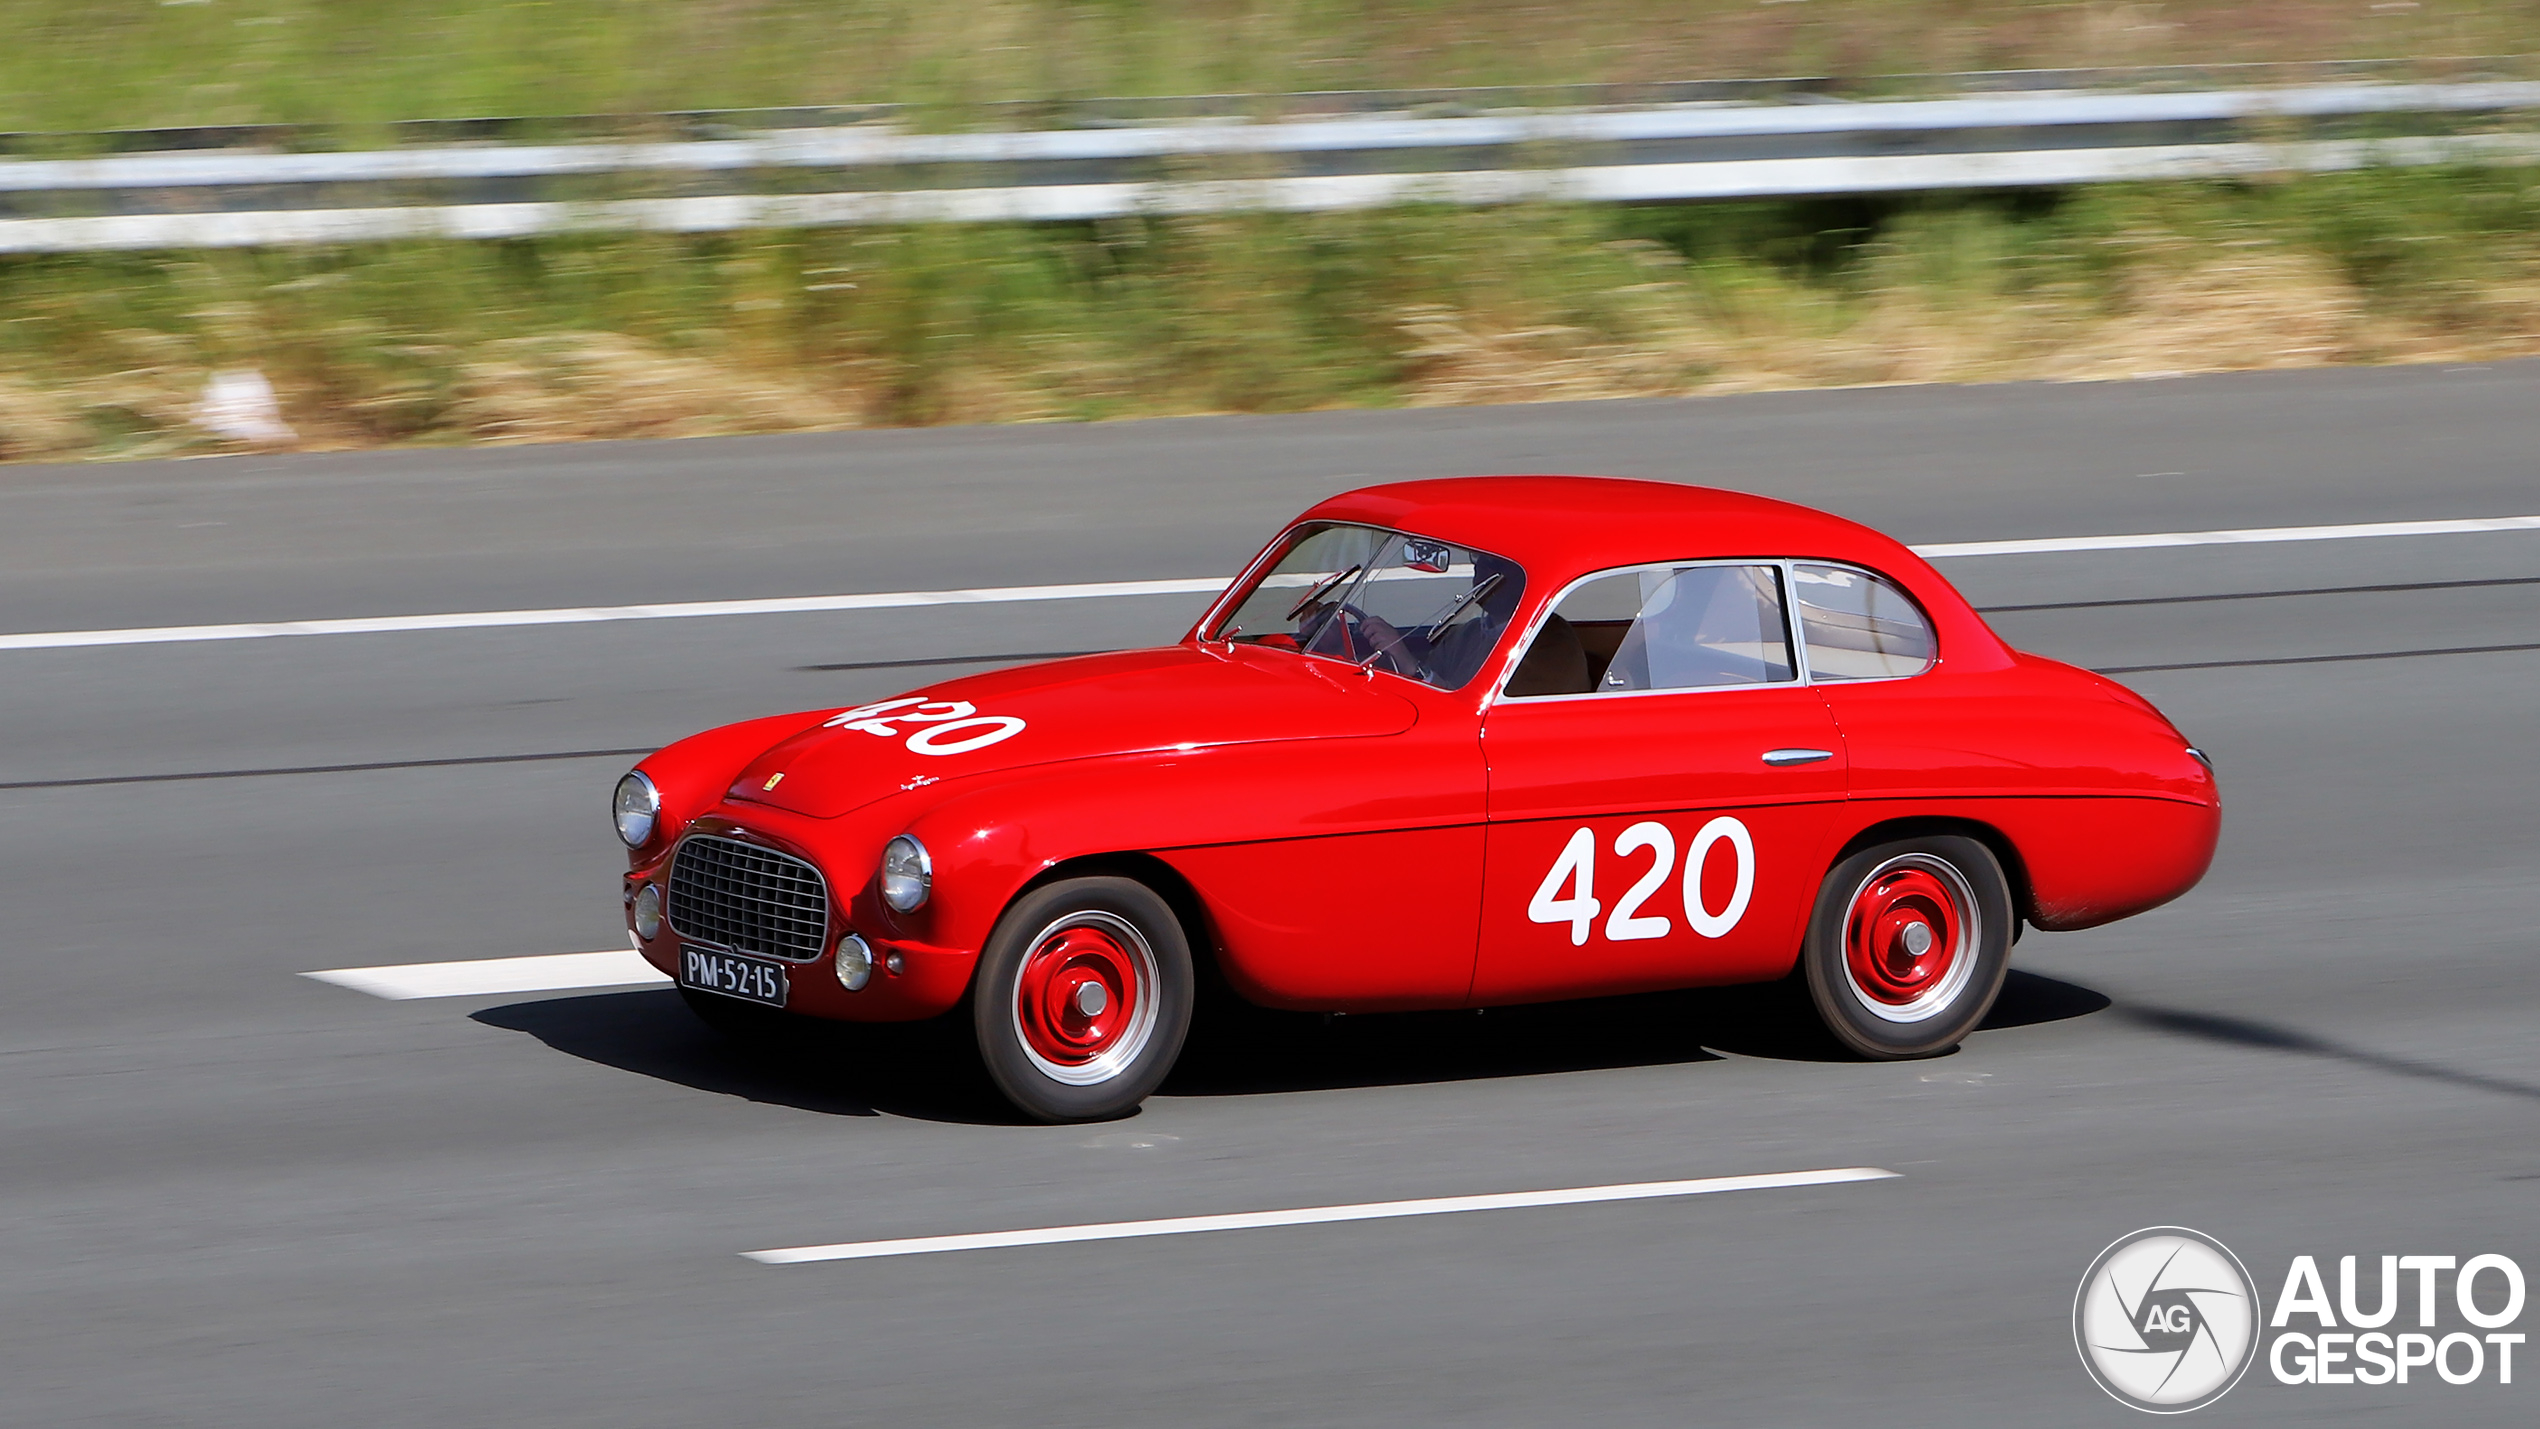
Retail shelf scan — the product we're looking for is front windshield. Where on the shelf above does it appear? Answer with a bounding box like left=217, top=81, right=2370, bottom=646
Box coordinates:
left=1208, top=522, right=1525, bottom=691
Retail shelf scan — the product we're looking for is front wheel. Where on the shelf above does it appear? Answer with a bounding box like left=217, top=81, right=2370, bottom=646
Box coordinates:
left=973, top=876, right=1195, bottom=1122
left=1801, top=835, right=2013, bottom=1059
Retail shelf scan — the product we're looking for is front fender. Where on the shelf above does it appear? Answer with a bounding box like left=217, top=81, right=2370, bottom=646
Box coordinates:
left=873, top=729, right=1479, bottom=966
left=626, top=709, right=837, bottom=872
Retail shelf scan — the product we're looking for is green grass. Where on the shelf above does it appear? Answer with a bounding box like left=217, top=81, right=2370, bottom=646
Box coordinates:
left=5, top=1, right=2538, bottom=134
left=7, top=167, right=2540, bottom=461
left=5, top=5, right=2539, bottom=459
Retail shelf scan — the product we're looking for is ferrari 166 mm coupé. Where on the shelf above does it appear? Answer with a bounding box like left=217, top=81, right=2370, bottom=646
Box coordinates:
left=614, top=477, right=2217, bottom=1121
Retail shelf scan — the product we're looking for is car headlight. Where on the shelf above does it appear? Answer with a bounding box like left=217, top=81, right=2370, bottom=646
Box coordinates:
left=630, top=884, right=665, bottom=940
left=880, top=834, right=931, bottom=913
left=613, top=771, right=660, bottom=847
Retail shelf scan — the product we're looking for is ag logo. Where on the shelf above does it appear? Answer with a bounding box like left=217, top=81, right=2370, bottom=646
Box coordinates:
left=2075, top=1227, right=2261, bottom=1413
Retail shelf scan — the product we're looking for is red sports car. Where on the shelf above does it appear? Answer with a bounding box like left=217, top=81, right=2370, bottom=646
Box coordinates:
left=614, top=477, right=2217, bottom=1121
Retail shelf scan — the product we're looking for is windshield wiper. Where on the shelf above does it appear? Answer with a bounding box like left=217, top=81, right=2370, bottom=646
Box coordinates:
left=1420, top=573, right=1502, bottom=642
left=1358, top=572, right=1505, bottom=672
left=1285, top=564, right=1363, bottom=621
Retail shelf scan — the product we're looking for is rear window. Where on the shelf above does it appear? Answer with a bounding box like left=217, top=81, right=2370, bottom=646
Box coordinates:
left=1791, top=563, right=1936, bottom=680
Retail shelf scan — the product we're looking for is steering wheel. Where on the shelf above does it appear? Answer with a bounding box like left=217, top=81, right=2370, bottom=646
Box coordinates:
left=1308, top=604, right=1418, bottom=676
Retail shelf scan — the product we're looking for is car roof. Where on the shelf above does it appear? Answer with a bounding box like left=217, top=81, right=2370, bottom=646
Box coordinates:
left=1294, top=475, right=2014, bottom=672
left=1304, top=475, right=1909, bottom=577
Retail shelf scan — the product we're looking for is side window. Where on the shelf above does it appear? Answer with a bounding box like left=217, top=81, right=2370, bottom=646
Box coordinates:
left=1505, top=564, right=1796, bottom=697
left=1792, top=563, right=1936, bottom=681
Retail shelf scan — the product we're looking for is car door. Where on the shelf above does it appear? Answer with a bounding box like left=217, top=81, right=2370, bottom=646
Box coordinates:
left=1157, top=523, right=1521, bottom=1011
left=1473, top=561, right=1849, bottom=1003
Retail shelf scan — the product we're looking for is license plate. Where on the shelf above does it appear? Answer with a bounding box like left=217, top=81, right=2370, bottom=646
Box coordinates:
left=679, top=946, right=789, bottom=1007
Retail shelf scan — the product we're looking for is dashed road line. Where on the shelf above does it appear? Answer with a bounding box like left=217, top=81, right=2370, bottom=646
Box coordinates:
left=0, top=577, right=1229, bottom=652
left=1911, top=512, right=2540, bottom=559
left=2100, top=639, right=2540, bottom=674
left=304, top=949, right=665, bottom=1000
left=2, top=746, right=655, bottom=791
left=744, top=1166, right=1900, bottom=1264
left=6, top=514, right=2535, bottom=653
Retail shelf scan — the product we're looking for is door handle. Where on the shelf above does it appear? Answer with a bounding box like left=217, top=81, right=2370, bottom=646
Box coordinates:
left=1761, top=748, right=1834, bottom=767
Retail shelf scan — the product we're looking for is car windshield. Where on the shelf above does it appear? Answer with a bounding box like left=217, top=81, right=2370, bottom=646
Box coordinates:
left=1208, top=522, right=1525, bottom=691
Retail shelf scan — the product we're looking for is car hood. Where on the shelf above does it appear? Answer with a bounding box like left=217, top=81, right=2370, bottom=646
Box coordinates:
left=725, top=644, right=1419, bottom=819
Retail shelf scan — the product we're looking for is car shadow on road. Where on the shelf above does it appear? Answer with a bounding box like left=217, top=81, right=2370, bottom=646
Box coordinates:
left=470, top=988, right=1022, bottom=1126
left=473, top=970, right=2113, bottom=1117
left=1983, top=968, right=2116, bottom=1031
left=2122, top=1002, right=2540, bottom=1104
left=1163, top=970, right=2113, bottom=1097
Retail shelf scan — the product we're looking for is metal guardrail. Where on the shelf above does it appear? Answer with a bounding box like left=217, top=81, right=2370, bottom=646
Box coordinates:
left=3, top=71, right=2537, bottom=252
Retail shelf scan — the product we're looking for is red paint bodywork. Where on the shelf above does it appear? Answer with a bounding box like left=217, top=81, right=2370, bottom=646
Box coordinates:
left=624, top=477, right=2218, bottom=1019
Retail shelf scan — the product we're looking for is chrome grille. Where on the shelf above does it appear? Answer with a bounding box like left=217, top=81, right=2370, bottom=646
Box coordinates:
left=667, top=835, right=830, bottom=962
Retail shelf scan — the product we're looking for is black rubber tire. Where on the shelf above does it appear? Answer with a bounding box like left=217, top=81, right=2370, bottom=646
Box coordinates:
left=1801, top=834, right=2014, bottom=1060
left=972, top=876, right=1195, bottom=1123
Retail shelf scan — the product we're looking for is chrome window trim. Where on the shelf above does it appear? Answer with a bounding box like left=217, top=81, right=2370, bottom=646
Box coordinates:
left=1786, top=557, right=1941, bottom=687
left=1487, top=557, right=1804, bottom=705
left=1489, top=555, right=1943, bottom=705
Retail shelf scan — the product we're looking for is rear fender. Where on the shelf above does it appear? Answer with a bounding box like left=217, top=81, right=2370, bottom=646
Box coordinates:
left=1841, top=796, right=2219, bottom=933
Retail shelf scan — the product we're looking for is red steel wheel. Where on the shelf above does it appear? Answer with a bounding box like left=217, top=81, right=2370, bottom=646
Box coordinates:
left=1802, top=834, right=2013, bottom=1059
left=1840, top=856, right=1977, bottom=1022
left=973, top=876, right=1195, bottom=1122
left=1011, top=912, right=1158, bottom=1085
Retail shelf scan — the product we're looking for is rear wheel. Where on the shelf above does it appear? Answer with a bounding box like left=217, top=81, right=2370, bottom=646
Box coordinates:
left=973, top=876, right=1195, bottom=1123
left=1801, top=835, right=2012, bottom=1059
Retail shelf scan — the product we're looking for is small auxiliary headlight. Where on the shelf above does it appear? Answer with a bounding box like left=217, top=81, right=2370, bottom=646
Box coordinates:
left=631, top=884, right=665, bottom=941
left=880, top=834, right=931, bottom=913
left=835, top=933, right=876, bottom=992
left=613, top=771, right=660, bottom=847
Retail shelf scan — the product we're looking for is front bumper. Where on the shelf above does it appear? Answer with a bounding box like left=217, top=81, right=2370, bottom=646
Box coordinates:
left=625, top=811, right=974, bottom=1022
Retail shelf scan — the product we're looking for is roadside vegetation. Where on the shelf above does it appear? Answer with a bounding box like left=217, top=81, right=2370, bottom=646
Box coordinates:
left=4, top=4, right=2540, bottom=458
left=8, top=168, right=2540, bottom=460
left=7, top=1, right=2538, bottom=133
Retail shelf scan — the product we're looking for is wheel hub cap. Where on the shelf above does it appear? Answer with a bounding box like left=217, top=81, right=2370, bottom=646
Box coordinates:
left=1842, top=862, right=1971, bottom=1019
left=1015, top=921, right=1145, bottom=1074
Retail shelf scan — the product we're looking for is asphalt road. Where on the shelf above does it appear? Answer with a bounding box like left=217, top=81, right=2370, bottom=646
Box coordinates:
left=3, top=362, right=2536, bottom=1427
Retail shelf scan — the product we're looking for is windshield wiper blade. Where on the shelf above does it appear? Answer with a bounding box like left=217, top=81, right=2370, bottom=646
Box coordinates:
left=1358, top=572, right=1505, bottom=672
left=1285, top=564, right=1363, bottom=620
left=1421, top=573, right=1502, bottom=642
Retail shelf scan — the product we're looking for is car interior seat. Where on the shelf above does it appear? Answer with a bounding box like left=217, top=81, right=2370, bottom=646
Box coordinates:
left=1504, top=613, right=1592, bottom=697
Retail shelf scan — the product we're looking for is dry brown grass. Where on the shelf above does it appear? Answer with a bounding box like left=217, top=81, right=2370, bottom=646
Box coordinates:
left=1394, top=235, right=2540, bottom=411
left=8, top=246, right=2538, bottom=464
left=9, top=169, right=2540, bottom=462
left=443, top=333, right=868, bottom=445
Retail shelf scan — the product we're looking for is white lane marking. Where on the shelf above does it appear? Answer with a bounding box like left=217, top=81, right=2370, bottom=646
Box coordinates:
left=1912, top=513, right=2540, bottom=559
left=303, top=949, right=667, bottom=999
left=744, top=1165, right=1899, bottom=1265
left=0, top=577, right=1231, bottom=652
left=7, top=514, right=2536, bottom=653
